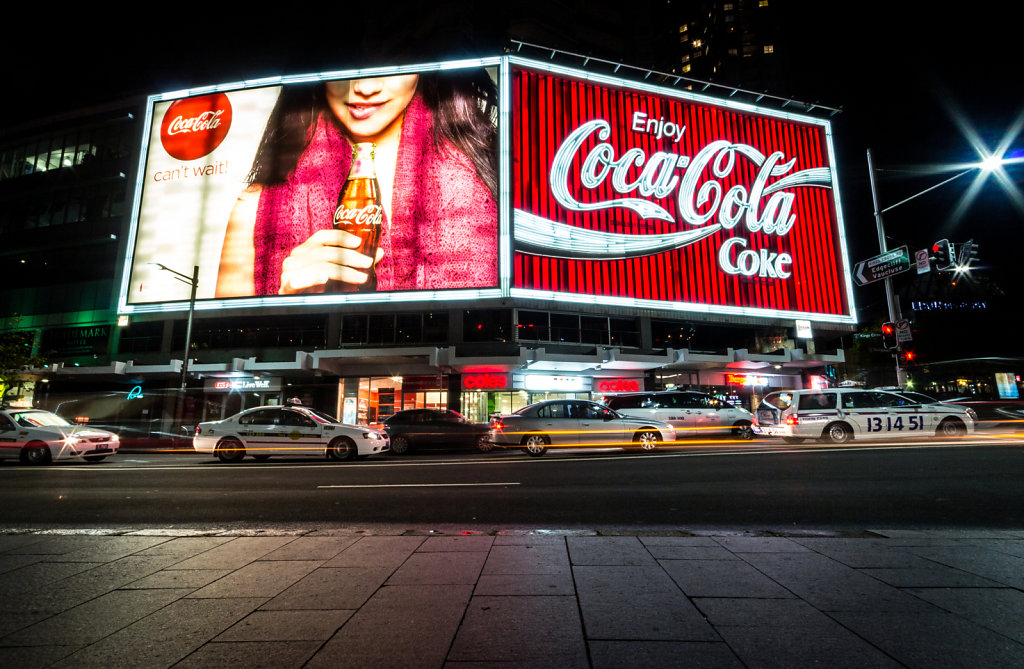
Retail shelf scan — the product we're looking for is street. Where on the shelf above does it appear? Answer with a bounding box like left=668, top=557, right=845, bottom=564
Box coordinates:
left=2, top=434, right=1022, bottom=531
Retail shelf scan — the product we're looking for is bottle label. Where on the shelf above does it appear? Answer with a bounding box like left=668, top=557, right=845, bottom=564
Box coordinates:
left=334, top=203, right=383, bottom=227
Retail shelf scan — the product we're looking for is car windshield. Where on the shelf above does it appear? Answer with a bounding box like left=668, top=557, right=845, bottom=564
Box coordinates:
left=12, top=411, right=73, bottom=427
left=760, top=393, right=793, bottom=411
left=898, top=392, right=938, bottom=404
left=301, top=407, right=339, bottom=424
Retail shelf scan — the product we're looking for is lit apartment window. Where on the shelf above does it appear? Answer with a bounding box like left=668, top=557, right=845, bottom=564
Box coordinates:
left=693, top=39, right=703, bottom=48
left=759, top=0, right=770, bottom=6
left=724, top=2, right=734, bottom=9
left=763, top=44, right=775, bottom=54
left=678, top=24, right=688, bottom=33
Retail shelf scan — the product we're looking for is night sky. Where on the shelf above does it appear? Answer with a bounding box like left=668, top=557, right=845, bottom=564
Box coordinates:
left=6, top=2, right=1022, bottom=346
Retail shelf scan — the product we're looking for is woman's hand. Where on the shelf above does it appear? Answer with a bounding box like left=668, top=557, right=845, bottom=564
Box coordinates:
left=278, top=229, right=384, bottom=294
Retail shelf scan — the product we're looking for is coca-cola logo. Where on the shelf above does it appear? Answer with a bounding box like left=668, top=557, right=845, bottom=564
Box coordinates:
left=335, top=204, right=383, bottom=227
left=516, top=114, right=833, bottom=281
left=160, top=93, right=232, bottom=161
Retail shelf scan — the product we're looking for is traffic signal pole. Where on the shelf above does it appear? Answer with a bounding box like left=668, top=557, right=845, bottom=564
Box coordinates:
left=867, top=149, right=908, bottom=388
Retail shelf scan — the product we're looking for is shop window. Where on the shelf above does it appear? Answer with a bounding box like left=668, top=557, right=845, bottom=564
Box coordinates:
left=517, top=310, right=549, bottom=341
left=609, top=318, right=640, bottom=348
left=581, top=316, right=610, bottom=345
left=464, top=309, right=511, bottom=343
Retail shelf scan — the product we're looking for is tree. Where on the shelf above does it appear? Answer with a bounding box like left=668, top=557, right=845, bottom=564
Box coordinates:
left=0, top=321, right=47, bottom=404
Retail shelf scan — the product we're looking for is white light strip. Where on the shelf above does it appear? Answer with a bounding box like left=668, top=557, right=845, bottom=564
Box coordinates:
left=499, top=56, right=512, bottom=297
left=510, top=288, right=856, bottom=325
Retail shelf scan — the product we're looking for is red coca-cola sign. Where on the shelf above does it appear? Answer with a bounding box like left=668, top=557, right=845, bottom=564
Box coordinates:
left=160, top=93, right=232, bottom=161
left=462, top=373, right=511, bottom=390
left=511, top=63, right=853, bottom=322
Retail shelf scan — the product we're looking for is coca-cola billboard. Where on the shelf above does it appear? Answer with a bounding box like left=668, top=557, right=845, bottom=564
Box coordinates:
left=510, top=61, right=855, bottom=323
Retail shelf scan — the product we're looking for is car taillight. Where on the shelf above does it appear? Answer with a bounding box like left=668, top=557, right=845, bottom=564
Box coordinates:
left=784, top=415, right=800, bottom=425
left=195, top=425, right=201, bottom=435
left=492, top=420, right=504, bottom=431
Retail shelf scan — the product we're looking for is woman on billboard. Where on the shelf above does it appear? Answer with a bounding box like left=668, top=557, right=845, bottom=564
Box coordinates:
left=215, top=69, right=498, bottom=297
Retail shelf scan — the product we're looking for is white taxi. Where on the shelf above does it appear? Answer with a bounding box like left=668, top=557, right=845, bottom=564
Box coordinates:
left=753, top=388, right=977, bottom=444
left=0, top=408, right=119, bottom=464
left=193, top=405, right=389, bottom=462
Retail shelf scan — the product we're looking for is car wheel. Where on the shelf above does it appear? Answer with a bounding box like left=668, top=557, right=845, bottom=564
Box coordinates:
left=216, top=438, right=246, bottom=463
left=21, top=442, right=52, bottom=466
left=937, top=418, right=966, bottom=438
left=476, top=434, right=494, bottom=453
left=327, top=438, right=357, bottom=461
left=83, top=455, right=107, bottom=463
left=782, top=437, right=806, bottom=444
left=390, top=436, right=410, bottom=455
left=822, top=422, right=853, bottom=444
left=733, top=422, right=754, bottom=440
left=252, top=454, right=271, bottom=462
left=632, top=430, right=660, bottom=451
left=522, top=434, right=548, bottom=457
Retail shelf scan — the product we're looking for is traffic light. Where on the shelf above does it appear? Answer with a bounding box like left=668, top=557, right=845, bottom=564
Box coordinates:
left=932, top=239, right=954, bottom=271
left=958, top=239, right=979, bottom=268
left=881, top=322, right=898, bottom=349
left=897, top=349, right=916, bottom=368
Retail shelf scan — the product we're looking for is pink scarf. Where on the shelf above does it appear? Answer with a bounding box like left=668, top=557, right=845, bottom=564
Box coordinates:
left=253, top=95, right=498, bottom=295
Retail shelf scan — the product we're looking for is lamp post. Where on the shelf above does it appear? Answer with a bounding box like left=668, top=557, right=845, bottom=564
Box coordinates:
left=866, top=148, right=1004, bottom=387
left=151, top=264, right=199, bottom=430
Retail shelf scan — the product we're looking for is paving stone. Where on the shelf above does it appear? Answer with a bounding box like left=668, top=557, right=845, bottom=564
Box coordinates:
left=860, top=566, right=1004, bottom=588
left=0, top=535, right=49, bottom=553
left=693, top=598, right=831, bottom=628
left=173, top=640, right=321, bottom=668
left=0, top=554, right=46, bottom=576
left=907, top=587, right=1024, bottom=644
left=738, top=551, right=925, bottom=612
left=262, top=567, right=391, bottom=610
left=474, top=573, right=575, bottom=596
left=639, top=536, right=721, bottom=547
left=187, top=561, right=320, bottom=598
left=493, top=534, right=570, bottom=545
left=50, top=597, right=265, bottom=668
left=417, top=535, right=494, bottom=552
left=715, top=624, right=902, bottom=668
left=589, top=640, right=744, bottom=668
left=131, top=537, right=234, bottom=559
left=661, top=559, right=794, bottom=598
left=831, top=608, right=1024, bottom=668
left=43, top=536, right=170, bottom=562
left=574, top=565, right=717, bottom=641
left=714, top=537, right=812, bottom=553
left=306, top=585, right=472, bottom=668
left=122, top=569, right=233, bottom=590
left=171, top=537, right=296, bottom=570
left=320, top=536, right=424, bottom=568
left=646, top=545, right=741, bottom=560
left=385, top=551, right=486, bottom=585
left=259, top=536, right=359, bottom=561
left=215, top=609, right=354, bottom=641
left=901, top=545, right=1024, bottom=589
left=8, top=588, right=191, bottom=646
left=0, top=643, right=81, bottom=669
left=567, top=536, right=656, bottom=565
left=0, top=561, right=103, bottom=602
left=448, top=595, right=587, bottom=667
left=481, top=544, right=570, bottom=575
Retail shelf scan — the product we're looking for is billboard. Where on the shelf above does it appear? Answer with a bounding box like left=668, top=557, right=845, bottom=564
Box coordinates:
left=119, top=58, right=502, bottom=313
left=509, top=59, right=856, bottom=324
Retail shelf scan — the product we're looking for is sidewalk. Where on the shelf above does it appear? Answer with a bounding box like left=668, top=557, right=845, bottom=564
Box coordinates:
left=1, top=527, right=1022, bottom=668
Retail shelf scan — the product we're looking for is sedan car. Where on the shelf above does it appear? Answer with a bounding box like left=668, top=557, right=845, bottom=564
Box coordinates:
left=488, top=399, right=676, bottom=456
left=194, top=405, right=389, bottom=462
left=383, top=409, right=492, bottom=455
left=603, top=390, right=754, bottom=439
left=753, top=388, right=976, bottom=444
left=0, top=408, right=119, bottom=465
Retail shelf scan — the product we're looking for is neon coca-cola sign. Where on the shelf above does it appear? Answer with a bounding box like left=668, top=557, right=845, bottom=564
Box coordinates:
left=510, top=61, right=854, bottom=322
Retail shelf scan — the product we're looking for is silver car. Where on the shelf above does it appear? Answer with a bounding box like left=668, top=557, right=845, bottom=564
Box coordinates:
left=603, top=390, right=755, bottom=439
left=488, top=399, right=676, bottom=457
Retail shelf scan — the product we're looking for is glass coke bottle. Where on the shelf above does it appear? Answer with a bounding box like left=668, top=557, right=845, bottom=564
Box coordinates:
left=326, top=142, right=382, bottom=292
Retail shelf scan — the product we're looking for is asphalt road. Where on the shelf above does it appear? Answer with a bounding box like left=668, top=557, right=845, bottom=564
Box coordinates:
left=1, top=436, right=1022, bottom=531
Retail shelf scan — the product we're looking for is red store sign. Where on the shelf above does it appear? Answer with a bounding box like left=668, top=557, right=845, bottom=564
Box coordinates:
left=595, top=378, right=642, bottom=393
left=462, top=373, right=512, bottom=391
left=511, top=63, right=854, bottom=322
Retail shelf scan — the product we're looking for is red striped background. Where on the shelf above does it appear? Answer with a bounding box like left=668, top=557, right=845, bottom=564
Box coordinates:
left=511, top=66, right=850, bottom=317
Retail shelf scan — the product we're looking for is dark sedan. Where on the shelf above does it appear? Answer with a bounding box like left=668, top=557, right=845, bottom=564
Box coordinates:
left=383, top=409, right=493, bottom=455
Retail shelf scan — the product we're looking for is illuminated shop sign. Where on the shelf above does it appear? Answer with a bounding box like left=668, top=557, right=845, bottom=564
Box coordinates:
left=595, top=378, right=642, bottom=393
left=203, top=377, right=282, bottom=392
left=119, top=58, right=502, bottom=314
left=726, top=374, right=770, bottom=386
left=462, top=373, right=512, bottom=390
left=510, top=59, right=855, bottom=324
left=516, top=374, right=590, bottom=392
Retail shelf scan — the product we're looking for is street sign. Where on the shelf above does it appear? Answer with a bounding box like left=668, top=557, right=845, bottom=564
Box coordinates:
left=915, top=249, right=930, bottom=274
left=895, top=318, right=912, bottom=343
left=853, top=245, right=911, bottom=286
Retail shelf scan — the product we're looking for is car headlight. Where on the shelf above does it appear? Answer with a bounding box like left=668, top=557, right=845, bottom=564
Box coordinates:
left=362, top=431, right=382, bottom=440
left=965, top=408, right=978, bottom=421
left=63, top=436, right=81, bottom=447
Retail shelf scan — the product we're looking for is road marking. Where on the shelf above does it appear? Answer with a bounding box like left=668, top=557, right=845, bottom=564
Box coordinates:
left=317, top=482, right=520, bottom=489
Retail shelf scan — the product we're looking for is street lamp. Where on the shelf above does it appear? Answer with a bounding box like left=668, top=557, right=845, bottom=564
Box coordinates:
left=866, top=147, right=1009, bottom=387
left=149, top=263, right=199, bottom=393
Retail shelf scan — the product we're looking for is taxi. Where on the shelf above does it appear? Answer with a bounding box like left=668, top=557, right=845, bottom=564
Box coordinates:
left=194, top=405, right=389, bottom=462
left=753, top=388, right=977, bottom=444
left=0, top=407, right=119, bottom=464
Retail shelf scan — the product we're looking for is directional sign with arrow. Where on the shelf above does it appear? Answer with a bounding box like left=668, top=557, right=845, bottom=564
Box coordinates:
left=853, top=245, right=910, bottom=286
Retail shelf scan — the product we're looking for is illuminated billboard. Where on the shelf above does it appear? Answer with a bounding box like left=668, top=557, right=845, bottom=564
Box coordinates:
left=119, top=58, right=502, bottom=313
left=509, top=59, right=856, bottom=324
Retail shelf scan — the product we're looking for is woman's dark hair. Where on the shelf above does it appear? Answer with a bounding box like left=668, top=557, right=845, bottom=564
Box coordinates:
left=248, top=70, right=498, bottom=197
